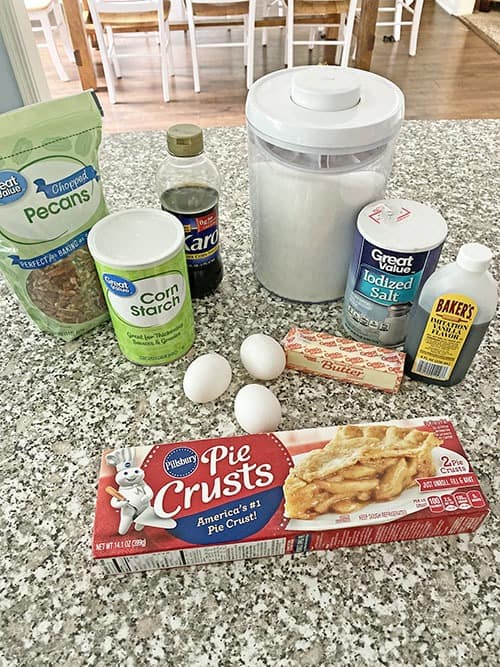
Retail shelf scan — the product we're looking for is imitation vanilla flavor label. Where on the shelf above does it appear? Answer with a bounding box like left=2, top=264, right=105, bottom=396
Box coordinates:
left=411, top=293, right=478, bottom=381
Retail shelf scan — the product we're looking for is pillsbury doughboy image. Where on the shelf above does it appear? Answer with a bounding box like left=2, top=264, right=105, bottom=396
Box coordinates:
left=106, top=447, right=154, bottom=535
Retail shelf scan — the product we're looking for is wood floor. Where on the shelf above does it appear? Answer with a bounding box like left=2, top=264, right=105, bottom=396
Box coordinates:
left=37, top=1, right=500, bottom=132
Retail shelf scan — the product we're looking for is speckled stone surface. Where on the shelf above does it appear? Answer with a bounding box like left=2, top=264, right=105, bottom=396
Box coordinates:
left=1, top=121, right=499, bottom=666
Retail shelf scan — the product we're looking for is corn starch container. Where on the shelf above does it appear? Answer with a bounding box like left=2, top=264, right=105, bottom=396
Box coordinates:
left=88, top=208, right=195, bottom=365
left=342, top=200, right=448, bottom=347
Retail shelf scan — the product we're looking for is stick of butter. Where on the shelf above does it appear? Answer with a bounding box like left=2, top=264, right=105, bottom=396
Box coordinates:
left=282, top=327, right=406, bottom=393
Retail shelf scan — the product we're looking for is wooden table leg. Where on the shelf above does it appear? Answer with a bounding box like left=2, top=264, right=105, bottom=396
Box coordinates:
left=324, top=26, right=339, bottom=65
left=354, top=0, right=379, bottom=70
left=61, top=0, right=97, bottom=89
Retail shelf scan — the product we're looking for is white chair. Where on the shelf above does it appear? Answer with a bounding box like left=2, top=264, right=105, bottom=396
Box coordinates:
left=261, top=0, right=285, bottom=47
left=375, top=0, right=424, bottom=56
left=86, top=0, right=174, bottom=103
left=285, top=0, right=357, bottom=69
left=25, top=0, right=74, bottom=81
left=168, top=0, right=188, bottom=22
left=184, top=0, right=257, bottom=92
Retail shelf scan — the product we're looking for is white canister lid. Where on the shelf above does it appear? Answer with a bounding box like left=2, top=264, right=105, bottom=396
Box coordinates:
left=88, top=208, right=185, bottom=270
left=357, top=199, right=449, bottom=252
left=246, top=66, right=405, bottom=154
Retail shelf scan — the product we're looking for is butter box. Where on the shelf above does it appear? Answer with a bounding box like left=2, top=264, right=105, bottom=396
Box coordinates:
left=92, top=417, right=488, bottom=574
left=282, top=327, right=406, bottom=393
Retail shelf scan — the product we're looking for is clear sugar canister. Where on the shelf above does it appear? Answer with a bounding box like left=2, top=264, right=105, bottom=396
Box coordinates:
left=245, top=66, right=405, bottom=303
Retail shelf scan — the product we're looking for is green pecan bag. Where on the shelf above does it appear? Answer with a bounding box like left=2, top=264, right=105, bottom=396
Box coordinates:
left=0, top=91, right=109, bottom=339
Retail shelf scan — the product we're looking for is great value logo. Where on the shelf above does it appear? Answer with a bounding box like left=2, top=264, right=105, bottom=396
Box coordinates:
left=370, top=248, right=414, bottom=274
left=356, top=240, right=431, bottom=306
left=0, top=171, right=28, bottom=205
left=103, top=273, right=136, bottom=297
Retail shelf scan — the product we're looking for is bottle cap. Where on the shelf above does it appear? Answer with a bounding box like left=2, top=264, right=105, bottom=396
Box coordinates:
left=456, top=243, right=492, bottom=272
left=167, top=124, right=204, bottom=157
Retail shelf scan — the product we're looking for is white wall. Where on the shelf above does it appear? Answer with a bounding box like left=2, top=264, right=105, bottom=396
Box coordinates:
left=435, top=0, right=476, bottom=16
left=0, top=31, right=23, bottom=113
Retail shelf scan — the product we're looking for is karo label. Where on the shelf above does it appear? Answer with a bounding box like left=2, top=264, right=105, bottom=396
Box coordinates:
left=196, top=211, right=217, bottom=232
left=176, top=205, right=220, bottom=266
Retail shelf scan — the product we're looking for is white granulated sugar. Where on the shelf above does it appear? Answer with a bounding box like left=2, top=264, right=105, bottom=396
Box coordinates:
left=252, top=161, right=385, bottom=302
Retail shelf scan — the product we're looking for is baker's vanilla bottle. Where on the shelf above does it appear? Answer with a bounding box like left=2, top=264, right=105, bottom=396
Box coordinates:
left=404, top=243, right=497, bottom=386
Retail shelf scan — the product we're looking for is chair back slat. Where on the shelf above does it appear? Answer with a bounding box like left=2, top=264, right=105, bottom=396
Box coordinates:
left=191, top=1, right=249, bottom=17
left=91, top=1, right=160, bottom=13
left=294, top=0, right=350, bottom=16
left=87, top=0, right=171, bottom=26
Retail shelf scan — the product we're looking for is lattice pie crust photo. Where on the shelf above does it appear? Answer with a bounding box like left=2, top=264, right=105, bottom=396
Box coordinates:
left=284, top=425, right=441, bottom=518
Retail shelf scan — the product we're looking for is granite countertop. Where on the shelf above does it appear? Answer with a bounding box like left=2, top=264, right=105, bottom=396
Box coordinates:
left=1, top=121, right=499, bottom=666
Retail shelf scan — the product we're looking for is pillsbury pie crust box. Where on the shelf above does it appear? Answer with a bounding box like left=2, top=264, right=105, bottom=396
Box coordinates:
left=92, top=417, right=489, bottom=574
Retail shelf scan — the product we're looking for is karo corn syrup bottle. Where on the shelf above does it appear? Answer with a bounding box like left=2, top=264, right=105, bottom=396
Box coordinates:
left=156, top=124, right=223, bottom=298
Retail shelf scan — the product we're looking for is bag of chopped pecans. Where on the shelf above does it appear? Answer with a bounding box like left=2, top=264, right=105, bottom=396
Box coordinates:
left=0, top=91, right=109, bottom=339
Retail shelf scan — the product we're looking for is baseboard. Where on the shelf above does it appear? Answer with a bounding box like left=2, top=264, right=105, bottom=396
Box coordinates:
left=459, top=15, right=500, bottom=53
left=0, top=0, right=50, bottom=106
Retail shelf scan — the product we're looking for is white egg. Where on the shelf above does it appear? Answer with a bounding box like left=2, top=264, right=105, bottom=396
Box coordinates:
left=234, top=384, right=282, bottom=434
left=183, top=353, right=232, bottom=404
left=240, top=333, right=286, bottom=381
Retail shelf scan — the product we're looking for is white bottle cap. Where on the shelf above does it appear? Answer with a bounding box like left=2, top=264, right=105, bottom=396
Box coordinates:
left=456, top=243, right=492, bottom=272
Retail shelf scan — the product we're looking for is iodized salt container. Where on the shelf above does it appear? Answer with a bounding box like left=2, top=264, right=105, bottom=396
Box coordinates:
left=245, top=66, right=405, bottom=303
